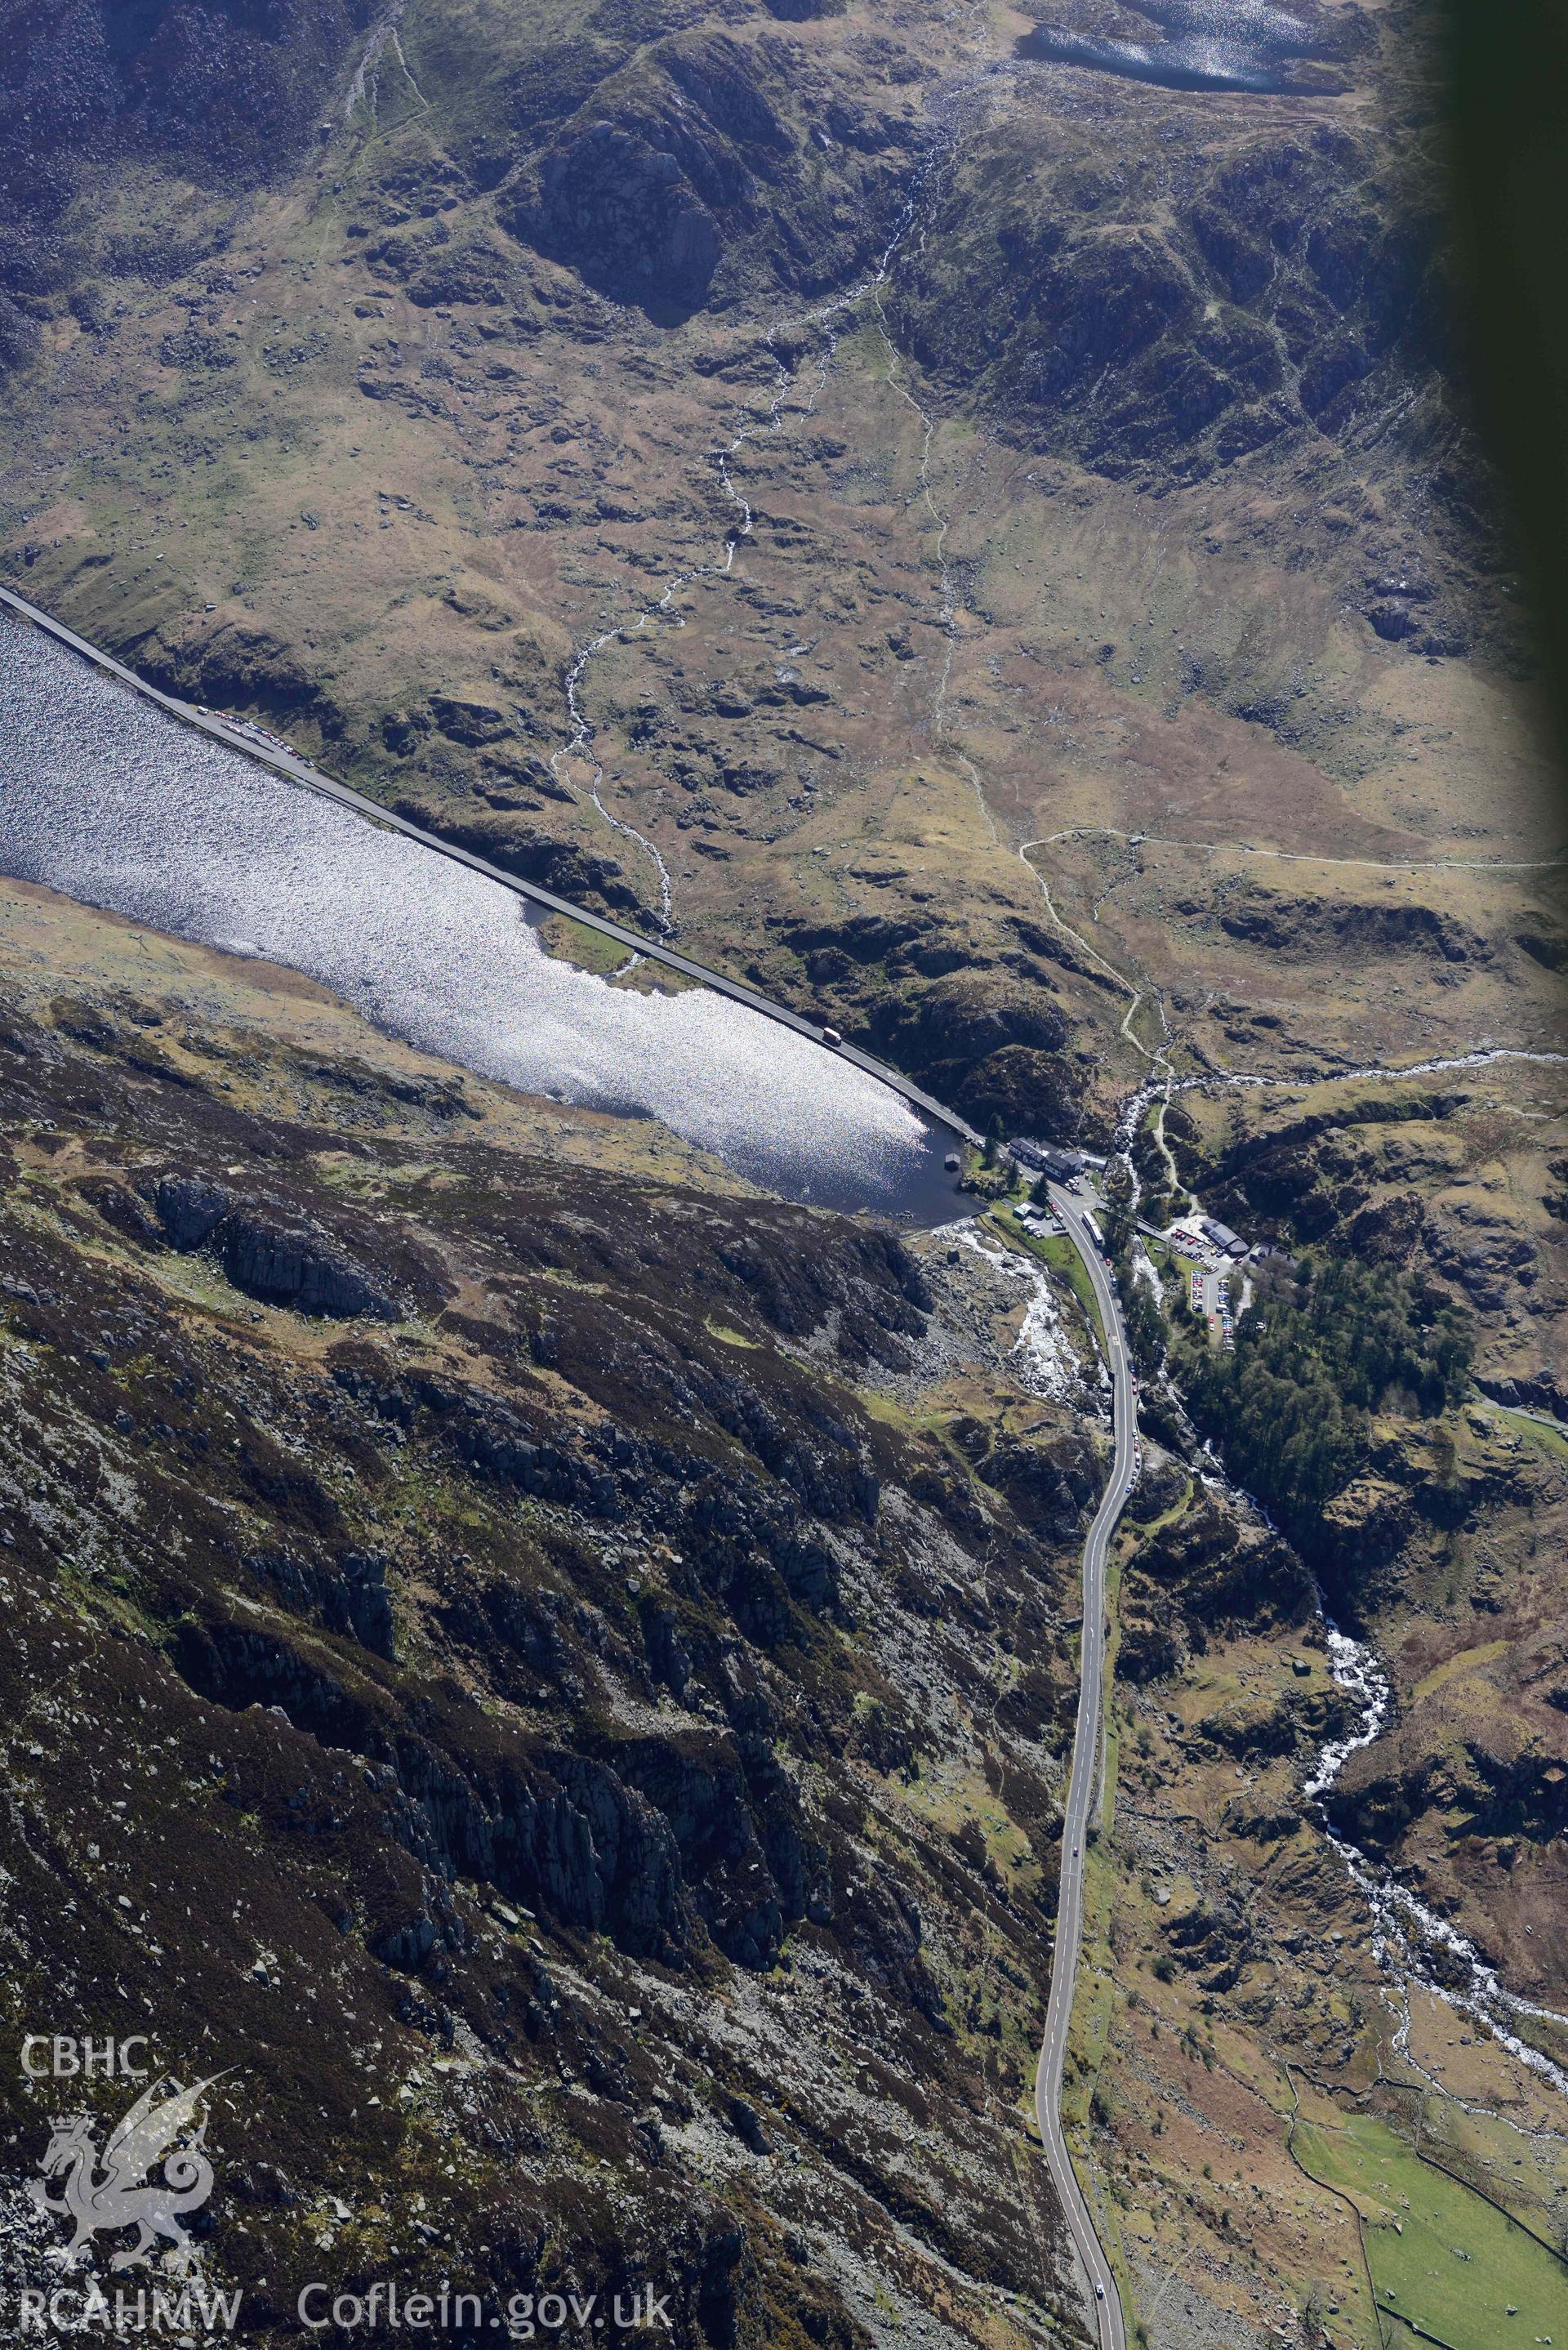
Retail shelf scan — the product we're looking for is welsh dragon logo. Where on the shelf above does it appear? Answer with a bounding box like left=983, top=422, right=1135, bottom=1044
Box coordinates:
left=30, top=2075, right=226, bottom=2272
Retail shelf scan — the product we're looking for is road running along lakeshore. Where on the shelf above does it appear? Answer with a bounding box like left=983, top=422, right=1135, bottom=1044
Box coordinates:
left=0, top=585, right=982, bottom=1153
left=2, top=579, right=1129, bottom=2338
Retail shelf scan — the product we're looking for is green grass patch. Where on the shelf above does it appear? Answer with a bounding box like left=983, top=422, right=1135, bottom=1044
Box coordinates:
left=534, top=912, right=702, bottom=995
left=535, top=912, right=630, bottom=977
left=1291, top=2113, right=1568, bottom=2350
left=1490, top=1404, right=1568, bottom=1460
left=704, top=1319, right=760, bottom=1350
left=856, top=1389, right=915, bottom=1428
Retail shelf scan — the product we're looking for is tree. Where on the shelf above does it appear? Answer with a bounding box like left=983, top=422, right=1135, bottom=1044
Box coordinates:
left=1118, top=1263, right=1164, bottom=1373
left=1182, top=1251, right=1472, bottom=1556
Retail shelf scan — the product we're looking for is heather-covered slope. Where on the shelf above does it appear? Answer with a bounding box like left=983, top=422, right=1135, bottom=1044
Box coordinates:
left=4, top=1, right=1568, bottom=2342
left=0, top=877, right=1104, bottom=2346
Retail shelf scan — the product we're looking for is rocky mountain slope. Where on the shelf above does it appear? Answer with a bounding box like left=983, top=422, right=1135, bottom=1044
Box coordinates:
left=3, top=1, right=1568, bottom=2346
left=0, top=875, right=1111, bottom=2345
left=2, top=0, right=1561, bottom=1128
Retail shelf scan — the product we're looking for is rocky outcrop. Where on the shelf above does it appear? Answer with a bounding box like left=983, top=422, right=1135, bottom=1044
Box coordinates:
left=427, top=692, right=518, bottom=747
left=494, top=28, right=918, bottom=317
left=144, top=621, right=345, bottom=738
left=155, top=1171, right=231, bottom=1250
left=1427, top=1206, right=1539, bottom=1310
left=1215, top=887, right=1488, bottom=968
left=499, top=36, right=761, bottom=314
left=1314, top=1413, right=1530, bottom=1610
left=250, top=1543, right=395, bottom=1659
left=330, top=1350, right=876, bottom=1646
left=389, top=799, right=646, bottom=921
left=766, top=913, right=1085, bottom=1131
left=1125, top=1456, right=1189, bottom=1523
left=171, top=1609, right=831, bottom=1969
left=222, top=1207, right=399, bottom=1318
left=0, top=294, right=41, bottom=372
left=1329, top=1723, right=1568, bottom=1856
left=610, top=1731, right=830, bottom=1969
left=1477, top=1368, right=1568, bottom=1425
left=890, top=110, right=1450, bottom=484
left=1160, top=1894, right=1258, bottom=1991
left=0, top=0, right=373, bottom=303
left=1117, top=1621, right=1184, bottom=1683
left=1129, top=1491, right=1314, bottom=1641
left=148, top=1172, right=401, bottom=1319
left=509, top=119, right=726, bottom=316
left=978, top=1430, right=1098, bottom=1544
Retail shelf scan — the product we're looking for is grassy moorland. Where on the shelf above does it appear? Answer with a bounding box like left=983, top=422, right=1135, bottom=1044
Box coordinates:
left=2, top=2, right=1568, bottom=2343
left=1293, top=2113, right=1568, bottom=2350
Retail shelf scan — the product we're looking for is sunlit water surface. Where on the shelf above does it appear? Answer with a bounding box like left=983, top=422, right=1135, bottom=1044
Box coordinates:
left=1020, top=0, right=1342, bottom=91
left=0, top=617, right=962, bottom=1221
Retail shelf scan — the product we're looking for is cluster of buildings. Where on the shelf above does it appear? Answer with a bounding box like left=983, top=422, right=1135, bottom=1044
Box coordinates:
left=1008, top=1138, right=1274, bottom=1299
left=1009, top=1138, right=1097, bottom=1186
left=1165, top=1211, right=1250, bottom=1264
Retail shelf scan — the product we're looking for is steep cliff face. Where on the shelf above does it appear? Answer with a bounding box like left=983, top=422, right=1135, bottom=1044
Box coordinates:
left=1116, top=1483, right=1316, bottom=1681
left=494, top=27, right=926, bottom=322
left=0, top=883, right=1099, bottom=2347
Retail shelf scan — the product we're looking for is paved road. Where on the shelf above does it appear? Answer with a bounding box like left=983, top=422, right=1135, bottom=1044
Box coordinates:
left=1034, top=1184, right=1136, bottom=2350
left=0, top=585, right=982, bottom=1152
left=9, top=577, right=1133, bottom=2332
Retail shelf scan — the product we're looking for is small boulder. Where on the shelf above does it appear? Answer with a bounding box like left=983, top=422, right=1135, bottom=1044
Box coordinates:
left=725, top=2095, right=771, bottom=2155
